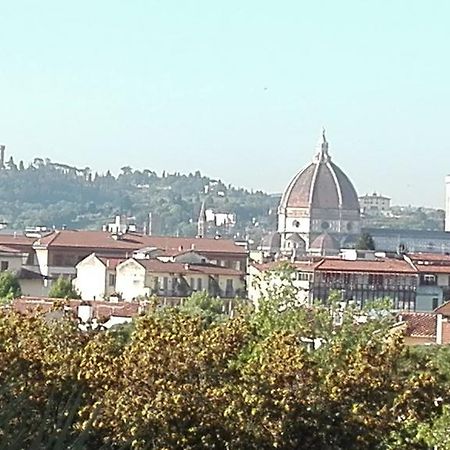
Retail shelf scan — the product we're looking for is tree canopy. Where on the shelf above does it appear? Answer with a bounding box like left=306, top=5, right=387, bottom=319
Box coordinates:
left=0, top=281, right=448, bottom=449
left=356, top=232, right=376, bottom=250
left=48, top=276, right=80, bottom=299
left=0, top=271, right=21, bottom=301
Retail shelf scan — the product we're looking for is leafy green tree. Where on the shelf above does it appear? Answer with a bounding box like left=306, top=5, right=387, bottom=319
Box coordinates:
left=179, top=291, right=227, bottom=325
left=356, top=232, right=376, bottom=250
left=48, top=276, right=80, bottom=299
left=0, top=272, right=447, bottom=449
left=0, top=271, right=21, bottom=300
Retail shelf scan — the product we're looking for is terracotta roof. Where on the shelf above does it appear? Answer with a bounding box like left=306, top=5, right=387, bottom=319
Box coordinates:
left=0, top=244, right=23, bottom=254
left=310, top=233, right=339, bottom=251
left=435, top=300, right=450, bottom=315
left=252, top=260, right=318, bottom=272
left=98, top=257, right=124, bottom=269
left=407, top=252, right=450, bottom=263
left=315, top=258, right=417, bottom=274
left=278, top=141, right=360, bottom=212
left=12, top=297, right=143, bottom=319
left=33, top=230, right=246, bottom=255
left=398, top=312, right=436, bottom=338
left=0, top=234, right=35, bottom=248
left=415, top=265, right=450, bottom=274
left=136, top=259, right=242, bottom=276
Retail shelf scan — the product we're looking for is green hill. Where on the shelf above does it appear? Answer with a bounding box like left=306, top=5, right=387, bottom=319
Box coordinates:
left=0, top=157, right=277, bottom=238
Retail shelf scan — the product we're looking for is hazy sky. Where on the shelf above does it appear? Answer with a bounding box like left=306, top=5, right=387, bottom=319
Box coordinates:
left=1, top=1, right=449, bottom=207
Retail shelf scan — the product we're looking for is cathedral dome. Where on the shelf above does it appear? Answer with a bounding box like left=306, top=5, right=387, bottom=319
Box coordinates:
left=279, top=130, right=360, bottom=211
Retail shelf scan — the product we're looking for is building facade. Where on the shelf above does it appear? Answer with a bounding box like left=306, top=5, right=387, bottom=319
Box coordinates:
left=359, top=193, right=391, bottom=214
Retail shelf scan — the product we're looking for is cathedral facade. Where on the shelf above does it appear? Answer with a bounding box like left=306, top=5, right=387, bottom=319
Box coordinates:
left=276, top=130, right=361, bottom=255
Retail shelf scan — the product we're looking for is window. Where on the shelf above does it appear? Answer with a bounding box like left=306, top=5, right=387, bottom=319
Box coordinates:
left=432, top=298, right=439, bottom=310
left=225, top=279, right=234, bottom=296
left=368, top=274, right=383, bottom=285
left=297, top=272, right=310, bottom=281
left=0, top=261, right=8, bottom=271
left=163, top=277, right=168, bottom=292
left=108, top=274, right=116, bottom=287
left=422, top=274, right=437, bottom=286
left=197, top=278, right=203, bottom=291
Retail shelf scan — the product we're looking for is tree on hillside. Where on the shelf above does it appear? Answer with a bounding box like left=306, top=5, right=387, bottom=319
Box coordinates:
left=0, top=271, right=21, bottom=300
left=356, top=232, right=376, bottom=250
left=48, top=276, right=80, bottom=299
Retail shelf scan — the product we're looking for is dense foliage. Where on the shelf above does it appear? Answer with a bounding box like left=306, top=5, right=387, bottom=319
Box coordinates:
left=48, top=276, right=81, bottom=299
left=363, top=205, right=445, bottom=231
left=355, top=232, right=376, bottom=250
left=0, top=158, right=276, bottom=238
left=0, top=277, right=449, bottom=449
left=0, top=271, right=21, bottom=301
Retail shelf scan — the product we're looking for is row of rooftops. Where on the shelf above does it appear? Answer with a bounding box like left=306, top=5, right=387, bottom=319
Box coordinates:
left=10, top=295, right=450, bottom=345
left=0, top=229, right=248, bottom=255
left=253, top=252, right=450, bottom=275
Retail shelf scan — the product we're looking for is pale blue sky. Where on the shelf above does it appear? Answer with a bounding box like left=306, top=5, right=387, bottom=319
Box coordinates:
left=1, top=1, right=449, bottom=207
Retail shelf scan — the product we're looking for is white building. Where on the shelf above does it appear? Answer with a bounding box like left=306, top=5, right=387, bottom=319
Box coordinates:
left=74, top=254, right=121, bottom=300
left=115, top=258, right=245, bottom=301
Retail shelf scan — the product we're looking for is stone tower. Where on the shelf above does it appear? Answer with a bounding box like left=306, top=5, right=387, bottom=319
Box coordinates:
left=197, top=201, right=206, bottom=238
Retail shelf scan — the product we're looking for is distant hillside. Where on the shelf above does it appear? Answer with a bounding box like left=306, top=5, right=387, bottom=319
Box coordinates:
left=0, top=156, right=277, bottom=238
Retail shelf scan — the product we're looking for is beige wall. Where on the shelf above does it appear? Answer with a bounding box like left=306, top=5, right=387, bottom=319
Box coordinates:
left=437, top=274, right=450, bottom=287
left=19, top=279, right=49, bottom=297
left=0, top=254, right=24, bottom=273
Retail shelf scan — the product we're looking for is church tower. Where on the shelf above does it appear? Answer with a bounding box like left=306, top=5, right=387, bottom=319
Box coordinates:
left=197, top=201, right=206, bottom=238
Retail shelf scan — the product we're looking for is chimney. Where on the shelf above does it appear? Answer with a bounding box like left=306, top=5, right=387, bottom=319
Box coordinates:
left=0, top=145, right=5, bottom=169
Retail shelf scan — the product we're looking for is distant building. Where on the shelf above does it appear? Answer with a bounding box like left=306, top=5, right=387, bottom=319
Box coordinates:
left=404, top=253, right=450, bottom=311
left=363, top=227, right=450, bottom=254
left=0, top=145, right=5, bottom=169
left=248, top=255, right=418, bottom=311
left=359, top=193, right=391, bottom=214
left=445, top=175, right=450, bottom=232
left=205, top=209, right=236, bottom=228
